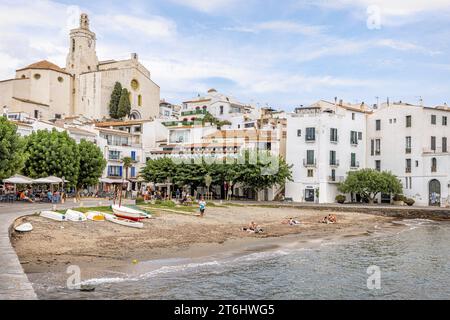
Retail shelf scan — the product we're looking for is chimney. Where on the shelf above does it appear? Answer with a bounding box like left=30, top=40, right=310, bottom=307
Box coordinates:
left=339, top=99, right=343, bottom=106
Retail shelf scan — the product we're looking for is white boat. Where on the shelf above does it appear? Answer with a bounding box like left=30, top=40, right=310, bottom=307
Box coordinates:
left=40, top=211, right=67, bottom=222
left=104, top=213, right=143, bottom=229
left=85, top=211, right=105, bottom=222
left=111, top=205, right=149, bottom=220
left=15, top=223, right=33, bottom=232
left=66, top=209, right=87, bottom=222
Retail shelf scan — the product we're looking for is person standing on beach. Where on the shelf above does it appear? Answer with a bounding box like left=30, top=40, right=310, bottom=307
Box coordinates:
left=199, top=197, right=206, bottom=217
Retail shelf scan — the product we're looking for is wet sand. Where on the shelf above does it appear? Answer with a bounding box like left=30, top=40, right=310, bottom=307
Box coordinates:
left=11, top=204, right=395, bottom=277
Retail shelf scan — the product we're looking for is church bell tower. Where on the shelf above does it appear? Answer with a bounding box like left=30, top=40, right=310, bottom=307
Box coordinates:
left=66, top=13, right=99, bottom=76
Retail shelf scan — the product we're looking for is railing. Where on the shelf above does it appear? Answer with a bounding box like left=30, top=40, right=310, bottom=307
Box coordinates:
left=330, top=160, right=340, bottom=167
left=405, top=167, right=412, bottom=173
left=328, top=176, right=345, bottom=183
left=350, top=161, right=360, bottom=169
left=431, top=166, right=437, bottom=173
left=406, top=148, right=412, bottom=154
left=423, top=147, right=447, bottom=154
left=305, top=137, right=316, bottom=143
left=181, top=109, right=208, bottom=116
left=303, top=159, right=317, bottom=167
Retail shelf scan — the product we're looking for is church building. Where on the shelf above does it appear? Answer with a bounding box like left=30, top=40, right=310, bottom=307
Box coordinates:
left=0, top=14, right=160, bottom=121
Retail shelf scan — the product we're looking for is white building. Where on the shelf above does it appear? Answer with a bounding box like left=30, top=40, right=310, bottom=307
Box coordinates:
left=181, top=89, right=259, bottom=129
left=367, top=102, right=450, bottom=206
left=0, top=14, right=160, bottom=121
left=285, top=100, right=369, bottom=203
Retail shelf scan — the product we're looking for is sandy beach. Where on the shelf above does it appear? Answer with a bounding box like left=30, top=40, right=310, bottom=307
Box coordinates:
left=11, top=204, right=396, bottom=277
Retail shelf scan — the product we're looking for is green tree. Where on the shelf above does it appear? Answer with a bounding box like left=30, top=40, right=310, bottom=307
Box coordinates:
left=338, top=169, right=402, bottom=204
left=117, top=88, right=131, bottom=119
left=23, top=129, right=80, bottom=186
left=141, top=157, right=178, bottom=184
left=109, top=82, right=122, bottom=119
left=122, top=156, right=133, bottom=180
left=77, top=139, right=106, bottom=196
left=235, top=151, right=293, bottom=200
left=0, top=117, right=25, bottom=180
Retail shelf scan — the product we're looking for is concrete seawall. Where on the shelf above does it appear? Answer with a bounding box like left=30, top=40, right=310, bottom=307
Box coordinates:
left=229, top=201, right=450, bottom=220
left=0, top=199, right=117, bottom=300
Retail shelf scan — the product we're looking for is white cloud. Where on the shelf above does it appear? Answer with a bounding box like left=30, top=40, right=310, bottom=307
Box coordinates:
left=226, top=20, right=325, bottom=36
left=96, top=14, right=177, bottom=39
left=169, top=0, right=240, bottom=13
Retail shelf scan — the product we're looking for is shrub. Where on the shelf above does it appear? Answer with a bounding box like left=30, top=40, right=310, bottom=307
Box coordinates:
left=154, top=199, right=162, bottom=205
left=335, top=195, right=346, bottom=204
left=161, top=200, right=176, bottom=207
left=393, top=194, right=406, bottom=202
left=136, top=197, right=145, bottom=205
left=404, top=198, right=415, bottom=206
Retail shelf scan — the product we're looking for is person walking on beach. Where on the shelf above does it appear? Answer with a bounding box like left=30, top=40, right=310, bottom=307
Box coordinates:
left=199, top=197, right=206, bottom=217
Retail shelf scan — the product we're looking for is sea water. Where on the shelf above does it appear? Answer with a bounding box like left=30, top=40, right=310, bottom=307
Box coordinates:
left=33, top=219, right=450, bottom=300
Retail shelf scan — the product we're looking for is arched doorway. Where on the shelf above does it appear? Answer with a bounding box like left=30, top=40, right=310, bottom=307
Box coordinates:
left=429, top=179, right=441, bottom=206
left=129, top=110, right=142, bottom=120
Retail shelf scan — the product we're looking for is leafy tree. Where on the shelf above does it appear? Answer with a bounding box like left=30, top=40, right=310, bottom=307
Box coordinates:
left=235, top=151, right=293, bottom=200
left=109, top=82, right=122, bottom=119
left=77, top=139, right=106, bottom=195
left=141, top=157, right=178, bottom=184
left=122, top=156, right=133, bottom=180
left=117, top=88, right=131, bottom=119
left=0, top=117, right=25, bottom=180
left=338, top=169, right=402, bottom=204
left=23, top=129, right=80, bottom=186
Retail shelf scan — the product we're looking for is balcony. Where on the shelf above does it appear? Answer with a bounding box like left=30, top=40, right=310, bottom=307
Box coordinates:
left=405, top=167, right=412, bottom=173
left=181, top=109, right=207, bottom=117
left=350, top=161, right=360, bottom=170
left=330, top=138, right=339, bottom=144
left=303, top=159, right=317, bottom=167
left=305, top=137, right=316, bottom=143
left=406, top=148, right=412, bottom=154
left=330, top=160, right=340, bottom=167
left=328, top=176, right=345, bottom=183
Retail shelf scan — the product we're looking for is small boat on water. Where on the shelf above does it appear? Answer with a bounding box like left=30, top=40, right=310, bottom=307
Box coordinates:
left=111, top=204, right=149, bottom=221
left=15, top=223, right=33, bottom=232
left=66, top=209, right=87, bottom=222
left=40, top=211, right=67, bottom=222
left=85, top=211, right=105, bottom=222
left=104, top=213, right=143, bottom=229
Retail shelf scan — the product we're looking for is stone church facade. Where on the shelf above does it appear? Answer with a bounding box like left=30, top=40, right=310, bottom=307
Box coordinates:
left=0, top=14, right=160, bottom=121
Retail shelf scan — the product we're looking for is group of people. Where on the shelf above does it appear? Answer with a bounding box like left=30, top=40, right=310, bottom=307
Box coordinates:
left=321, top=214, right=337, bottom=224
left=242, top=221, right=264, bottom=233
left=18, top=189, right=63, bottom=203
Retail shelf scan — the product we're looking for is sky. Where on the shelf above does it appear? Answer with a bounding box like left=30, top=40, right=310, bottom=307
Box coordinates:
left=1, top=0, right=450, bottom=110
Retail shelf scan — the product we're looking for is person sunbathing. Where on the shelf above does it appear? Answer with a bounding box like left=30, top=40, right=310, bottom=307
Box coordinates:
left=289, top=218, right=301, bottom=226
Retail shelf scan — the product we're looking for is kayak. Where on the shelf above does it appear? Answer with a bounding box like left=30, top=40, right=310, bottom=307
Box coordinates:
left=66, top=209, right=87, bottom=222
left=85, top=211, right=105, bottom=222
left=112, top=205, right=149, bottom=220
left=40, top=211, right=67, bottom=222
left=104, top=213, right=143, bottom=229
left=15, top=223, right=33, bottom=232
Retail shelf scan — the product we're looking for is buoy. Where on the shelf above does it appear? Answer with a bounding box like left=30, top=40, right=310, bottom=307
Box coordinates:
left=132, top=259, right=138, bottom=265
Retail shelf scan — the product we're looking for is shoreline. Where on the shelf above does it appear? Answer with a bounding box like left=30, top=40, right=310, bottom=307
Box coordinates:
left=11, top=205, right=400, bottom=284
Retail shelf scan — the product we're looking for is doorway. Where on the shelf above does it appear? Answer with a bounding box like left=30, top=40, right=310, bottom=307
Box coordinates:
left=429, top=179, right=441, bottom=206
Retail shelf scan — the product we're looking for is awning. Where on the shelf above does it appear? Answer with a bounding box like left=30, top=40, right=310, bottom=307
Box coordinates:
left=33, top=176, right=68, bottom=184
left=3, top=174, right=34, bottom=184
left=100, top=178, right=126, bottom=184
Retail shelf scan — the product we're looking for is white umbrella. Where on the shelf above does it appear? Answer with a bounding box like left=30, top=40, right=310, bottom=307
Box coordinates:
left=3, top=174, right=34, bottom=184
left=33, top=176, right=65, bottom=184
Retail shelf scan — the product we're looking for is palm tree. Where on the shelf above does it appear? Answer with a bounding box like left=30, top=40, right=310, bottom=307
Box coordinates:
left=122, top=157, right=133, bottom=181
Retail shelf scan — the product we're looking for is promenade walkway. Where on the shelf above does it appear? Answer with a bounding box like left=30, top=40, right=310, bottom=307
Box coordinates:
left=0, top=198, right=115, bottom=300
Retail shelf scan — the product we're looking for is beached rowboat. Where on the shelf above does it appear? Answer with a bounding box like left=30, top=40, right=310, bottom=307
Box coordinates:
left=104, top=213, right=143, bottom=229
left=111, top=205, right=149, bottom=221
left=66, top=209, right=87, bottom=222
left=15, top=223, right=33, bottom=232
left=40, top=211, right=67, bottom=222
left=85, top=211, right=105, bottom=222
